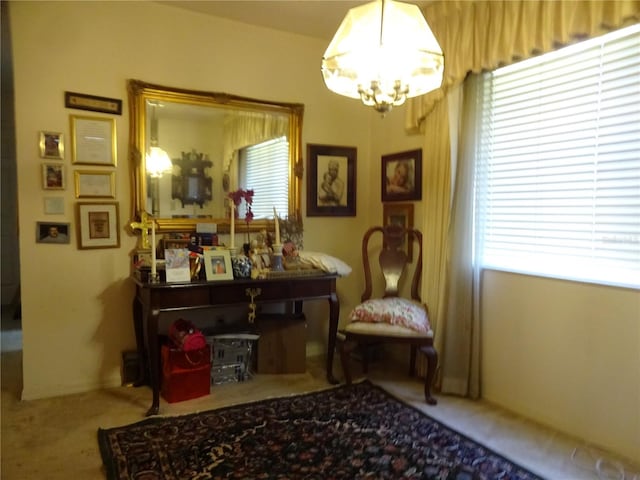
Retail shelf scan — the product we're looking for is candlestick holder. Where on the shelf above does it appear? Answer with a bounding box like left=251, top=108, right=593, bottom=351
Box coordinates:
left=149, top=272, right=160, bottom=284
left=270, top=243, right=284, bottom=271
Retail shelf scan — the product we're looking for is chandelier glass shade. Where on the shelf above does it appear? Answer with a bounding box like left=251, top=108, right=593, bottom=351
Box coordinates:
left=321, top=0, right=444, bottom=114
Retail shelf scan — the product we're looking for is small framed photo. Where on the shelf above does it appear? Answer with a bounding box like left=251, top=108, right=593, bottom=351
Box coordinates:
left=39, top=131, right=64, bottom=159
left=36, top=222, right=70, bottom=244
left=74, top=170, right=115, bottom=198
left=76, top=202, right=120, bottom=249
left=42, top=163, right=66, bottom=190
left=306, top=143, right=356, bottom=217
left=203, top=249, right=234, bottom=281
left=383, top=203, right=414, bottom=261
left=381, top=149, right=422, bottom=202
left=70, top=115, right=117, bottom=166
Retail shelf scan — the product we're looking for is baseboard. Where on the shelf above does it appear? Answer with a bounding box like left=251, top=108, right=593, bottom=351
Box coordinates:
left=21, top=375, right=122, bottom=401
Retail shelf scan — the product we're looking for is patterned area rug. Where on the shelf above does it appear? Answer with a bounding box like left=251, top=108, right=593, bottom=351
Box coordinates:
left=98, top=381, right=544, bottom=479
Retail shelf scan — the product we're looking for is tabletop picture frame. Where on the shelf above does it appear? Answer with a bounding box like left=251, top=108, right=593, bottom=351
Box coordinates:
left=306, top=143, right=356, bottom=217
left=42, top=163, right=66, bottom=190
left=381, top=149, right=422, bottom=202
left=383, top=203, right=414, bottom=261
left=76, top=202, right=120, bottom=249
left=74, top=170, right=115, bottom=198
left=39, top=131, right=64, bottom=159
left=204, top=249, right=234, bottom=281
left=70, top=115, right=117, bottom=166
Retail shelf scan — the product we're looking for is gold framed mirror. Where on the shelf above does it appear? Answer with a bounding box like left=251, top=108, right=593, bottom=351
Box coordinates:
left=128, top=79, right=304, bottom=234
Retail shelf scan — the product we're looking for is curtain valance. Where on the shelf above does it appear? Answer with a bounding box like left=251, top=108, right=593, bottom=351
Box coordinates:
left=405, top=0, right=640, bottom=133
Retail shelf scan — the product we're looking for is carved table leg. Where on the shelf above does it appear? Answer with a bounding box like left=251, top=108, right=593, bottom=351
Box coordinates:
left=132, top=294, right=147, bottom=387
left=326, top=291, right=340, bottom=384
left=146, top=308, right=161, bottom=416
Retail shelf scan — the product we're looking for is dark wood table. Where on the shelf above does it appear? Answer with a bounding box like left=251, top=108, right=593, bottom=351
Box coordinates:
left=132, top=274, right=340, bottom=416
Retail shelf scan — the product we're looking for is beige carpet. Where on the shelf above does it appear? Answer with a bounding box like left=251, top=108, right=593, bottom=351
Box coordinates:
left=1, top=326, right=637, bottom=479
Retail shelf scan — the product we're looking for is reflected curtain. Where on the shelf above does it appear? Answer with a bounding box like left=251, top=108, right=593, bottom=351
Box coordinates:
left=413, top=1, right=639, bottom=397
left=222, top=111, right=289, bottom=171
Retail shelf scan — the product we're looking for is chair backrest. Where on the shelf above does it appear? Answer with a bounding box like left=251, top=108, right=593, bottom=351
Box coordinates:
left=360, top=224, right=423, bottom=303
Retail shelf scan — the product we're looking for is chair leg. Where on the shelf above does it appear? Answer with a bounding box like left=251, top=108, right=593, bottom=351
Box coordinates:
left=420, top=345, right=438, bottom=405
left=409, top=345, right=417, bottom=376
left=360, top=345, right=370, bottom=373
left=339, top=338, right=357, bottom=385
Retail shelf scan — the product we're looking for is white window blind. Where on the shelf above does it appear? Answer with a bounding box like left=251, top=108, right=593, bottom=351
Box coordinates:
left=239, top=136, right=289, bottom=219
left=476, top=24, right=640, bottom=288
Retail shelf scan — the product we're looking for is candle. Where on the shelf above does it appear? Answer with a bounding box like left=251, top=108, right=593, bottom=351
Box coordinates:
left=230, top=204, right=235, bottom=249
left=273, top=207, right=280, bottom=245
left=151, top=218, right=157, bottom=277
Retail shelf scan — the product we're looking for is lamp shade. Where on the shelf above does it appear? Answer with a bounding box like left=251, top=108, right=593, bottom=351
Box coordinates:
left=146, top=146, right=172, bottom=178
left=322, top=0, right=444, bottom=113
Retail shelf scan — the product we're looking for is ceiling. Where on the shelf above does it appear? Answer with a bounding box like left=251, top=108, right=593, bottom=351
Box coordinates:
left=157, top=1, right=428, bottom=41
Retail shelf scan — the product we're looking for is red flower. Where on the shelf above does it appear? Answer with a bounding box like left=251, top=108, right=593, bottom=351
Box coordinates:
left=228, top=189, right=254, bottom=224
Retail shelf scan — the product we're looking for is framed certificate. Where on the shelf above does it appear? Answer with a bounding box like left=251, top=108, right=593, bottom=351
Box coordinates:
left=70, top=115, right=117, bottom=166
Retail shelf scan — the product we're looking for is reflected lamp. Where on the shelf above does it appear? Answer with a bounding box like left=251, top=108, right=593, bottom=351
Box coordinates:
left=146, top=103, right=172, bottom=178
left=321, top=0, right=444, bottom=114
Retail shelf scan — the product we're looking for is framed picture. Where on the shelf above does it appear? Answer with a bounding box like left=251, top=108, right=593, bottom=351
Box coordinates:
left=65, top=91, right=122, bottom=115
left=306, top=143, right=356, bottom=216
left=70, top=115, right=117, bottom=166
left=42, top=163, right=66, bottom=190
left=203, top=249, right=234, bottom=281
left=39, top=131, right=64, bottom=159
left=36, top=222, right=70, bottom=244
left=76, top=202, right=120, bottom=249
left=43, top=197, right=65, bottom=215
left=382, top=203, right=414, bottom=261
left=381, top=149, right=422, bottom=202
left=74, top=170, right=115, bottom=198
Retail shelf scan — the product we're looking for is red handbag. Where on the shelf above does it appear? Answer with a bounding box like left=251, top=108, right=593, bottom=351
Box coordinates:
left=168, top=318, right=207, bottom=351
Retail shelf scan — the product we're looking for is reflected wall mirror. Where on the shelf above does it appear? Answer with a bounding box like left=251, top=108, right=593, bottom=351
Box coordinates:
left=128, top=79, right=304, bottom=233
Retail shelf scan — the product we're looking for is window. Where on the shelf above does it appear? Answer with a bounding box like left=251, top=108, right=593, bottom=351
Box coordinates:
left=476, top=24, right=640, bottom=288
left=238, top=136, right=289, bottom=219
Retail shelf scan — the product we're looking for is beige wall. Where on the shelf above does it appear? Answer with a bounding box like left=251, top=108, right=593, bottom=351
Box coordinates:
left=482, top=270, right=640, bottom=462
left=9, top=0, right=380, bottom=398
left=9, top=0, right=639, bottom=463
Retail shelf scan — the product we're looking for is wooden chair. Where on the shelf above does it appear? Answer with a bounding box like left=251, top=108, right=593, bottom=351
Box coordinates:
left=338, top=224, right=438, bottom=405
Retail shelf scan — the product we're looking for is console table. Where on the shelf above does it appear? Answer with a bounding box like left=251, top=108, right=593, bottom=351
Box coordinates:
left=132, top=274, right=340, bottom=416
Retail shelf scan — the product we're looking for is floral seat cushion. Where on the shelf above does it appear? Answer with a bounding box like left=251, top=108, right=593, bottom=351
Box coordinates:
left=347, top=298, right=432, bottom=336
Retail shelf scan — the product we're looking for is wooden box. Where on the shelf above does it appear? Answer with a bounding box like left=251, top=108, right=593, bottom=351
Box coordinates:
left=255, top=314, right=306, bottom=374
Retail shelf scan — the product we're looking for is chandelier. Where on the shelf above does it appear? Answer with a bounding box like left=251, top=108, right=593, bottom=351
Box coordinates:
left=321, top=0, right=444, bottom=115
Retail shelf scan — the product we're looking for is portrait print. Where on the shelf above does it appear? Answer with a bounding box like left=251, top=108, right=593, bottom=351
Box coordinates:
left=36, top=222, right=70, bottom=244
left=307, top=144, right=357, bottom=217
left=317, top=155, right=348, bottom=207
left=381, top=149, right=422, bottom=202
left=385, top=159, right=415, bottom=195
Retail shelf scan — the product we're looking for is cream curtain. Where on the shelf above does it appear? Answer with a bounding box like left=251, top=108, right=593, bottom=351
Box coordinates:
left=222, top=111, right=289, bottom=171
left=415, top=1, right=639, bottom=397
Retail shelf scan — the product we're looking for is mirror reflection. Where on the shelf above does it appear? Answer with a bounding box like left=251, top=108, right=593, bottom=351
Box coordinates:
left=128, top=80, right=304, bottom=233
